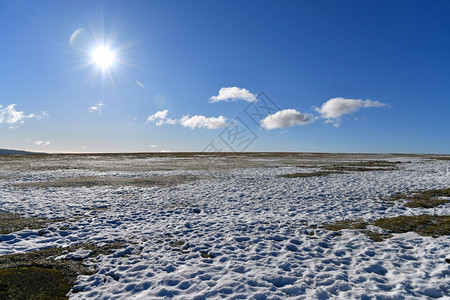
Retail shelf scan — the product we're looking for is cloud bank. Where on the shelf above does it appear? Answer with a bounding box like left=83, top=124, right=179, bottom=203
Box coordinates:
left=261, top=109, right=316, bottom=130
left=209, top=87, right=257, bottom=103
left=148, top=95, right=388, bottom=132
left=147, top=110, right=227, bottom=129
left=0, top=104, right=47, bottom=125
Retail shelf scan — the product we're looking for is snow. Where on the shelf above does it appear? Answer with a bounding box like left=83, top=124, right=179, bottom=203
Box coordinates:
left=56, top=248, right=92, bottom=261
left=0, top=154, right=449, bottom=299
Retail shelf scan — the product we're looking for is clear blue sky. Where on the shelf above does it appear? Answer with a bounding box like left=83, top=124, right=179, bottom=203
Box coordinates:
left=1, top=0, right=449, bottom=153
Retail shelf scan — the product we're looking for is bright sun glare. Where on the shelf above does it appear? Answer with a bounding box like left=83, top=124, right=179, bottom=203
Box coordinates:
left=91, top=45, right=116, bottom=70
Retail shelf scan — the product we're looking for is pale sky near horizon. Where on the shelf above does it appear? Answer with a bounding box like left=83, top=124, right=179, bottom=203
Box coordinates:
left=1, top=0, right=449, bottom=154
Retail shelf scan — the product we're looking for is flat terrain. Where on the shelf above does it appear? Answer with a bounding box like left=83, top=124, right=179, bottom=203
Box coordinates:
left=0, top=153, right=449, bottom=299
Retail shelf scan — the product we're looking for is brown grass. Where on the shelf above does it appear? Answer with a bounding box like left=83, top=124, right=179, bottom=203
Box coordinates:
left=373, top=215, right=450, bottom=237
left=0, top=242, right=126, bottom=299
left=200, top=252, right=215, bottom=259
left=433, top=156, right=450, bottom=161
left=1, top=152, right=414, bottom=173
left=280, top=171, right=343, bottom=178
left=281, top=160, right=403, bottom=178
left=169, top=240, right=185, bottom=248
left=13, top=175, right=199, bottom=189
left=323, top=160, right=402, bottom=172
left=387, top=188, right=450, bottom=208
left=0, top=267, right=70, bottom=299
left=324, top=214, right=450, bottom=241
left=0, top=212, right=63, bottom=235
left=324, top=219, right=368, bottom=231
left=324, top=219, right=393, bottom=242
left=361, top=230, right=393, bottom=242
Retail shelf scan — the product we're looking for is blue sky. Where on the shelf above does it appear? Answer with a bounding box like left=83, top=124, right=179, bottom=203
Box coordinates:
left=1, top=0, right=449, bottom=153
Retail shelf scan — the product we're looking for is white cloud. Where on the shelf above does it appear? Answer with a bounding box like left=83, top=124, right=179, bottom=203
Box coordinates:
left=147, top=110, right=227, bottom=129
left=147, top=110, right=168, bottom=122
left=261, top=109, right=316, bottom=130
left=180, top=115, right=227, bottom=129
left=315, top=97, right=387, bottom=123
left=146, top=110, right=177, bottom=126
left=88, top=101, right=104, bottom=113
left=162, top=118, right=178, bottom=125
left=151, top=145, right=157, bottom=148
left=34, top=111, right=49, bottom=120
left=34, top=140, right=50, bottom=146
left=0, top=104, right=47, bottom=125
left=209, top=87, right=257, bottom=103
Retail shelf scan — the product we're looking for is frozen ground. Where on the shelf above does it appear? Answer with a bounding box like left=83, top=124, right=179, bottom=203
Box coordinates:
left=0, top=153, right=449, bottom=299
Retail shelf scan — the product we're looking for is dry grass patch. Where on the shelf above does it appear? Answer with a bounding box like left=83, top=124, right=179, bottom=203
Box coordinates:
left=373, top=215, right=450, bottom=237
left=433, top=156, right=450, bottom=161
left=348, top=160, right=403, bottom=167
left=200, top=252, right=215, bottom=259
left=324, top=219, right=393, bottom=242
left=13, top=175, right=199, bottom=189
left=324, top=219, right=368, bottom=231
left=325, top=166, right=397, bottom=172
left=0, top=242, right=126, bottom=299
left=281, top=160, right=403, bottom=178
left=0, top=267, right=70, bottom=299
left=169, top=240, right=185, bottom=248
left=361, top=230, right=393, bottom=242
left=0, top=212, right=63, bottom=235
left=324, top=160, right=402, bottom=172
left=280, top=171, right=343, bottom=178
left=387, top=188, right=450, bottom=208
left=325, top=214, right=449, bottom=241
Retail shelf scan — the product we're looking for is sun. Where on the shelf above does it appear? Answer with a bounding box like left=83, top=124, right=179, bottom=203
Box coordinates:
left=91, top=45, right=116, bottom=70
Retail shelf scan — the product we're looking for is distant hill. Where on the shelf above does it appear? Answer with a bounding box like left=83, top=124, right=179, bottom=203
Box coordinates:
left=0, top=149, right=44, bottom=155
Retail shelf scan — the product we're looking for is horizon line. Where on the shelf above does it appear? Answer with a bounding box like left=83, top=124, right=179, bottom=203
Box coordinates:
left=1, top=148, right=449, bottom=156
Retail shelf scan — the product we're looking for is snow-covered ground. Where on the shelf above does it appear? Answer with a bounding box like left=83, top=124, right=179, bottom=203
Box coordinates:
left=0, top=154, right=449, bottom=299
